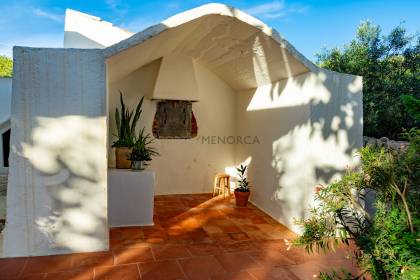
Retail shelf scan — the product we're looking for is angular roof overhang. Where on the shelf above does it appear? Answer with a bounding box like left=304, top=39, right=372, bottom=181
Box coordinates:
left=104, top=3, right=319, bottom=90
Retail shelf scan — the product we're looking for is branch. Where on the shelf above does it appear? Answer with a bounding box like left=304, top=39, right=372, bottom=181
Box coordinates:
left=392, top=181, right=414, bottom=233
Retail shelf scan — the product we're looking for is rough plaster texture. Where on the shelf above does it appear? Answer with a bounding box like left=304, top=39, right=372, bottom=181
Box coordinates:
left=235, top=70, right=363, bottom=232
left=108, top=59, right=237, bottom=195
left=152, top=54, right=199, bottom=101
left=3, top=47, right=108, bottom=257
left=64, top=9, right=132, bottom=49
left=104, top=4, right=311, bottom=89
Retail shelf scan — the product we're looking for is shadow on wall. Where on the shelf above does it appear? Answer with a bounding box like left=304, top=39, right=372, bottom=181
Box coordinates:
left=20, top=116, right=107, bottom=253
left=239, top=45, right=362, bottom=231
left=101, top=5, right=362, bottom=231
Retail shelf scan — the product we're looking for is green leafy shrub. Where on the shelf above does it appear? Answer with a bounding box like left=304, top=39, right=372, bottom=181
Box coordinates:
left=293, top=129, right=420, bottom=279
left=402, top=95, right=420, bottom=121
left=317, top=22, right=419, bottom=139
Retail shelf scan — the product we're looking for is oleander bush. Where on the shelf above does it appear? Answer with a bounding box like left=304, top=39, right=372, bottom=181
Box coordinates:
left=293, top=128, right=420, bottom=279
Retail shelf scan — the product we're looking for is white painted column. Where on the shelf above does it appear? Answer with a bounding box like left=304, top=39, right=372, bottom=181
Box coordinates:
left=3, top=47, right=108, bottom=257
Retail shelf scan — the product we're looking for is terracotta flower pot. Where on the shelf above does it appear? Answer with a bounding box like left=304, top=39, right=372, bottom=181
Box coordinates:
left=234, top=190, right=250, bottom=207
left=115, top=147, right=132, bottom=169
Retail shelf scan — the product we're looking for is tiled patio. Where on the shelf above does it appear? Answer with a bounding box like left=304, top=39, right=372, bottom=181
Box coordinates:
left=0, top=194, right=359, bottom=279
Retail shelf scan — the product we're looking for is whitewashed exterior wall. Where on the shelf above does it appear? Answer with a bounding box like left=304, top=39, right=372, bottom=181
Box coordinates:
left=235, top=70, right=363, bottom=232
left=0, top=78, right=12, bottom=174
left=0, top=78, right=12, bottom=126
left=3, top=47, right=108, bottom=257
left=64, top=9, right=133, bottom=49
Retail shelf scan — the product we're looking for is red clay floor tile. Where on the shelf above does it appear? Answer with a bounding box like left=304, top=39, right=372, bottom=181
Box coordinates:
left=138, top=260, right=186, bottom=280
left=1, top=194, right=359, bottom=280
left=71, top=252, right=114, bottom=268
left=210, top=271, right=255, bottom=280
left=94, top=264, right=140, bottom=280
left=113, top=247, right=154, bottom=265
left=246, top=267, right=300, bottom=280
left=178, top=255, right=226, bottom=279
left=151, top=244, right=191, bottom=260
left=215, top=252, right=261, bottom=273
left=187, top=243, right=223, bottom=256
left=22, top=255, right=73, bottom=275
left=45, top=268, right=94, bottom=280
left=0, top=257, right=27, bottom=279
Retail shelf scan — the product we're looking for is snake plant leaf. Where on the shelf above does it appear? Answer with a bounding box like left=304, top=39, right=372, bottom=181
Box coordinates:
left=131, top=96, right=144, bottom=135
left=113, top=91, right=147, bottom=148
left=115, top=108, right=121, bottom=137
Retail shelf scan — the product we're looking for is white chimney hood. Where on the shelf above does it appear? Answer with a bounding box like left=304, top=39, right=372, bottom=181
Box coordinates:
left=152, top=54, right=199, bottom=101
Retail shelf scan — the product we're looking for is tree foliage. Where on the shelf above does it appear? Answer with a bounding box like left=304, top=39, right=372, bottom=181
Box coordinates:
left=316, top=22, right=419, bottom=139
left=0, top=55, right=13, bottom=77
left=293, top=129, right=420, bottom=279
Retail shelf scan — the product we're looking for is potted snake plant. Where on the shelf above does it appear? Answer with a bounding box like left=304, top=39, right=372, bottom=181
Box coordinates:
left=130, top=128, right=159, bottom=170
left=112, top=92, right=144, bottom=169
left=234, top=165, right=251, bottom=207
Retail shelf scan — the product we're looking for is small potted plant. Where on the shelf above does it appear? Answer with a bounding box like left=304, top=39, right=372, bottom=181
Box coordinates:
left=234, top=165, right=251, bottom=207
left=112, top=92, right=144, bottom=169
left=130, top=128, right=159, bottom=170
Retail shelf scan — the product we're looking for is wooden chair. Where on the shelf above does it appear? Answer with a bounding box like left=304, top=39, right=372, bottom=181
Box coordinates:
left=213, top=173, right=231, bottom=198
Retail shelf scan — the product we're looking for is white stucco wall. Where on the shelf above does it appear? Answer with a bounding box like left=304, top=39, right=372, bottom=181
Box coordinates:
left=0, top=77, right=12, bottom=174
left=0, top=78, right=12, bottom=125
left=235, top=70, right=363, bottom=232
left=64, top=9, right=133, bottom=49
left=152, top=54, right=200, bottom=101
left=3, top=47, right=108, bottom=257
left=108, top=59, right=237, bottom=194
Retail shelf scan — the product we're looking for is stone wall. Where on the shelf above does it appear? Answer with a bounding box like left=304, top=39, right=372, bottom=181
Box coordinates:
left=363, top=136, right=409, bottom=151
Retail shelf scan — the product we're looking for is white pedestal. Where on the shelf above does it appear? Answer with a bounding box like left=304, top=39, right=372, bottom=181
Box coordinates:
left=108, top=169, right=155, bottom=227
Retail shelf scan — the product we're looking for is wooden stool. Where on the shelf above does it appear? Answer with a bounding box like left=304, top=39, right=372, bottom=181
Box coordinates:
left=213, top=173, right=231, bottom=198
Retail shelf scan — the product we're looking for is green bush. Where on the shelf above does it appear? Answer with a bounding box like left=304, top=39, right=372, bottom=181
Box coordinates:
left=293, top=129, right=420, bottom=279
left=316, top=22, right=419, bottom=139
left=0, top=55, right=13, bottom=77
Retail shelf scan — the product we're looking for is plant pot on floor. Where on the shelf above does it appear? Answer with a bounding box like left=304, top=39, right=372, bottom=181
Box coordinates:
left=115, top=147, right=132, bottom=169
left=234, top=190, right=250, bottom=207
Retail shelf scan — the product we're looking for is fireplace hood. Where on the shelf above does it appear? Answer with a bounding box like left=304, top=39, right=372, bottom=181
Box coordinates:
left=151, top=54, right=199, bottom=101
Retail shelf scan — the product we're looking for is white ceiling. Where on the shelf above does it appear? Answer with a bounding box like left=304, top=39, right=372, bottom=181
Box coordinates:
left=106, top=14, right=310, bottom=90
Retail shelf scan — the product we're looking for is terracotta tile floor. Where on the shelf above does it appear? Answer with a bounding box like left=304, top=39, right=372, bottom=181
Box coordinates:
left=0, top=194, right=360, bottom=279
